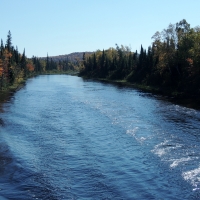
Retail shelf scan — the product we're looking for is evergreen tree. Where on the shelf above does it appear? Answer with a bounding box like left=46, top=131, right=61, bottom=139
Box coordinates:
left=6, top=30, right=12, bottom=52
left=20, top=49, right=27, bottom=76
left=0, top=39, right=4, bottom=57
left=93, top=53, right=97, bottom=70
left=46, top=53, right=50, bottom=71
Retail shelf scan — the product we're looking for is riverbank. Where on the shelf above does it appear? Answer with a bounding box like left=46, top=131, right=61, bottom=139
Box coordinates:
left=0, top=80, right=26, bottom=105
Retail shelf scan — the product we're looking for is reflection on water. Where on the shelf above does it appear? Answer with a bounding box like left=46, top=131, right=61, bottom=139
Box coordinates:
left=0, top=75, right=200, bottom=199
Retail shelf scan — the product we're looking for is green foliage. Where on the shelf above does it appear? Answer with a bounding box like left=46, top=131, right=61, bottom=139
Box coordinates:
left=6, top=30, right=12, bottom=51
left=80, top=19, right=200, bottom=96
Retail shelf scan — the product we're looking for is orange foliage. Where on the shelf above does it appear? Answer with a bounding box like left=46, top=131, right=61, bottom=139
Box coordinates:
left=26, top=63, right=34, bottom=72
left=186, top=58, right=193, bottom=66
left=186, top=58, right=196, bottom=76
left=3, top=49, right=12, bottom=61
left=0, top=67, right=3, bottom=76
left=0, top=59, right=3, bottom=76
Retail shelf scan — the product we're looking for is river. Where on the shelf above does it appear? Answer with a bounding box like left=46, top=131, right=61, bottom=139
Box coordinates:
left=0, top=75, right=200, bottom=199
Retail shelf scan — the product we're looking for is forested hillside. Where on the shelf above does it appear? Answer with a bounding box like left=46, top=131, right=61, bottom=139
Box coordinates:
left=80, top=19, right=200, bottom=97
left=39, top=52, right=93, bottom=71
left=42, top=52, right=93, bottom=63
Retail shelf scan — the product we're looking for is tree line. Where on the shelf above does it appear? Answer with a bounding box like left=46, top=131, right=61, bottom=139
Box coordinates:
left=79, top=19, right=200, bottom=96
left=0, top=31, right=75, bottom=90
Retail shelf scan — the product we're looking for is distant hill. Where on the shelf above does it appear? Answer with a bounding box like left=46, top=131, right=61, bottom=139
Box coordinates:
left=40, top=52, right=93, bottom=63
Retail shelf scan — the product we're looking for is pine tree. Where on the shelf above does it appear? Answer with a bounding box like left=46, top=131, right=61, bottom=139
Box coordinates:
left=14, top=46, right=20, bottom=64
left=100, top=49, right=105, bottom=68
left=46, top=53, right=50, bottom=71
left=6, top=30, right=12, bottom=52
left=0, top=39, right=4, bottom=57
left=93, top=53, right=97, bottom=70
left=20, top=49, right=27, bottom=77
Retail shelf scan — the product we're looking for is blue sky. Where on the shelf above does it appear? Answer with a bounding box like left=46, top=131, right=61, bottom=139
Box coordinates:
left=1, top=0, right=200, bottom=58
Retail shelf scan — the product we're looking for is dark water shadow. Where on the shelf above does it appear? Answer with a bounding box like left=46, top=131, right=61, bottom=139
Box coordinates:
left=82, top=77, right=200, bottom=110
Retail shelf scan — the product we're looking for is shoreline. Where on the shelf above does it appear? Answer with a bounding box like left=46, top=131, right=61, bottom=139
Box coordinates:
left=0, top=81, right=26, bottom=105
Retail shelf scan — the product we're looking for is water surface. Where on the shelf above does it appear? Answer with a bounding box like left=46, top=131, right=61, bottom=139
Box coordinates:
left=0, top=75, right=200, bottom=199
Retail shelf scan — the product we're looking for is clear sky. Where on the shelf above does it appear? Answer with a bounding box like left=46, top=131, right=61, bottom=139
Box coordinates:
left=1, top=0, right=200, bottom=58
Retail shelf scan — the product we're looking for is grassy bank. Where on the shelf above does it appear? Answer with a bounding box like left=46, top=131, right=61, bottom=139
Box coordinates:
left=0, top=76, right=27, bottom=104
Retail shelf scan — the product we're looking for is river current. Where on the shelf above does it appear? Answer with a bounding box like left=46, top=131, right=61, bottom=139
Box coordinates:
left=0, top=75, right=200, bottom=199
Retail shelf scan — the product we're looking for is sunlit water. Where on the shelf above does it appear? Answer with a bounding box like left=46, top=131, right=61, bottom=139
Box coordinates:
left=0, top=75, right=200, bottom=199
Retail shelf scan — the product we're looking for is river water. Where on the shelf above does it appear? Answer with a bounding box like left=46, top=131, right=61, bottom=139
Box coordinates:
left=0, top=75, right=200, bottom=199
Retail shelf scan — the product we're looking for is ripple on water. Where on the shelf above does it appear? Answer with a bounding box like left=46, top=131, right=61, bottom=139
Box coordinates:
left=151, top=135, right=200, bottom=194
left=183, top=167, right=200, bottom=191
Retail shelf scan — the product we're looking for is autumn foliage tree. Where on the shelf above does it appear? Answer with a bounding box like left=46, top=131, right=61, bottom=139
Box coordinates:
left=0, top=30, right=77, bottom=91
left=0, top=31, right=37, bottom=89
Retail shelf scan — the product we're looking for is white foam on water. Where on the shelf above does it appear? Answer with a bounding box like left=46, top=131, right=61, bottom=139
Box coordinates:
left=126, top=127, right=139, bottom=136
left=152, top=137, right=200, bottom=191
left=126, top=127, right=147, bottom=143
left=169, top=157, right=192, bottom=168
left=152, top=139, right=185, bottom=158
left=151, top=140, right=170, bottom=157
left=182, top=167, right=200, bottom=190
left=139, top=137, right=146, bottom=141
